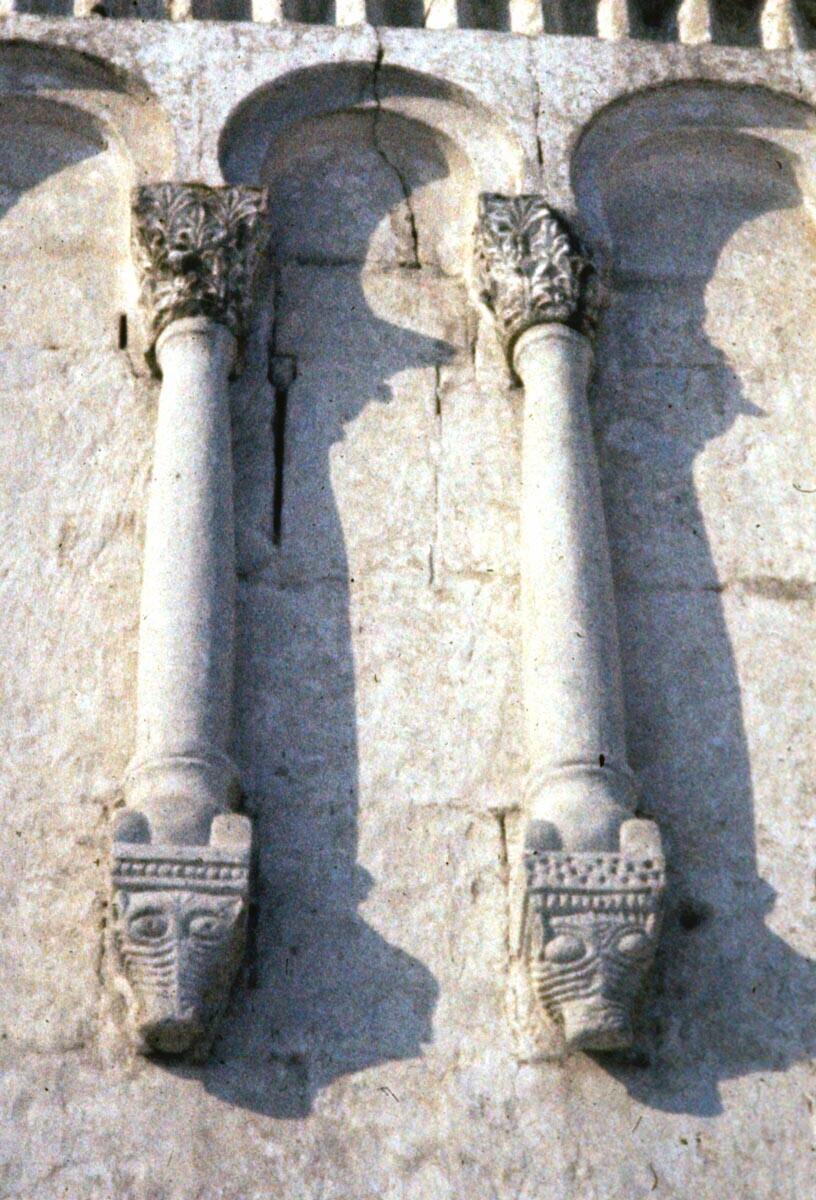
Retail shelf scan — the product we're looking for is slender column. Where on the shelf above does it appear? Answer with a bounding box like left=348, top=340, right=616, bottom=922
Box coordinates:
left=677, top=0, right=714, bottom=43
left=596, top=0, right=635, bottom=38
left=112, top=184, right=268, bottom=1058
left=477, top=195, right=664, bottom=1053
left=760, top=0, right=806, bottom=47
left=509, top=0, right=544, bottom=35
left=335, top=0, right=366, bottom=21
left=424, top=0, right=459, bottom=27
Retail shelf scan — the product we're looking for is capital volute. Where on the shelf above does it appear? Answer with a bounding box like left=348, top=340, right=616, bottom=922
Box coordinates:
left=131, top=183, right=269, bottom=371
left=475, top=193, right=600, bottom=363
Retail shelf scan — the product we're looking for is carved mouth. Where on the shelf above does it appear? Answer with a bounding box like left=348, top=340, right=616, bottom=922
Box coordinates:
left=139, top=1014, right=205, bottom=1056
left=560, top=999, right=632, bottom=1053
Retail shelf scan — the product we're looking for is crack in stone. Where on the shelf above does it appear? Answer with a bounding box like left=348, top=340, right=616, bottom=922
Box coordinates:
left=433, top=362, right=443, bottom=419
left=494, top=809, right=513, bottom=986
left=526, top=38, right=544, bottom=174
left=617, top=577, right=816, bottom=601
left=429, top=365, right=443, bottom=588
left=371, top=32, right=421, bottom=270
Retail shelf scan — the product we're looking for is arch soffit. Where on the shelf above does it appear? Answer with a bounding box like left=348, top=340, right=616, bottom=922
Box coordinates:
left=0, top=40, right=175, bottom=183
left=571, top=81, right=816, bottom=247
left=217, top=61, right=523, bottom=195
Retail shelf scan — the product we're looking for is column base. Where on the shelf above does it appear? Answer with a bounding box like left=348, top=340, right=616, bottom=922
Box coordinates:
left=123, top=751, right=240, bottom=845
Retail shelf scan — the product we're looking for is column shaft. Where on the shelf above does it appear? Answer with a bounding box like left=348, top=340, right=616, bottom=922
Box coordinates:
left=515, top=323, right=635, bottom=851
left=127, top=317, right=237, bottom=844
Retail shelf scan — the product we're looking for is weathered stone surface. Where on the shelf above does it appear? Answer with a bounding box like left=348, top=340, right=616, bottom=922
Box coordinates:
left=436, top=365, right=521, bottom=578
left=0, top=17, right=814, bottom=1200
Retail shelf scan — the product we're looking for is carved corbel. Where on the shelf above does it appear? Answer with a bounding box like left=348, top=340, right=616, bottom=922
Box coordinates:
left=112, top=184, right=268, bottom=1057
left=476, top=195, right=665, bottom=1052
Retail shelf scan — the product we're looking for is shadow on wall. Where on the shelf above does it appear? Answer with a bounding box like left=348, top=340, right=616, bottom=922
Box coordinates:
left=574, top=83, right=816, bottom=1116
left=0, top=42, right=173, bottom=348
left=0, top=96, right=107, bottom=219
left=183, top=86, right=489, bottom=1119
left=0, top=95, right=142, bottom=356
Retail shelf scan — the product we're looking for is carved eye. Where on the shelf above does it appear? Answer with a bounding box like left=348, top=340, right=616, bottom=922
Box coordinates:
left=129, top=912, right=169, bottom=941
left=187, top=913, right=227, bottom=941
left=543, top=934, right=586, bottom=963
left=616, top=930, right=652, bottom=958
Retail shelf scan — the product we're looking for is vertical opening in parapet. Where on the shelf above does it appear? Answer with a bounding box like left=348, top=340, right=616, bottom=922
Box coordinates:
left=708, top=0, right=764, bottom=46
left=190, top=0, right=253, bottom=16
left=456, top=0, right=511, bottom=29
left=572, top=83, right=816, bottom=1112
left=564, top=0, right=599, bottom=33
left=268, top=353, right=296, bottom=546
left=366, top=0, right=424, bottom=24
left=637, top=0, right=679, bottom=38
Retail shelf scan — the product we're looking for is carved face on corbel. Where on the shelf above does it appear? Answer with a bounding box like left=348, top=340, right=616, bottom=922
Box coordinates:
left=113, top=887, right=246, bottom=1055
left=527, top=906, right=661, bottom=1051
left=524, top=851, right=665, bottom=1051
left=111, top=842, right=250, bottom=1057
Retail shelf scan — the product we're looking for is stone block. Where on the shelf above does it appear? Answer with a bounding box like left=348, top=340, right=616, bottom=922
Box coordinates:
left=437, top=365, right=521, bottom=578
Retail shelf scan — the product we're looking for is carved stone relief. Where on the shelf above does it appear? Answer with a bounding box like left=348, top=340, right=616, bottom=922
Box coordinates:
left=477, top=194, right=665, bottom=1052
left=475, top=193, right=600, bottom=352
left=131, top=182, right=268, bottom=368
left=112, top=183, right=268, bottom=1057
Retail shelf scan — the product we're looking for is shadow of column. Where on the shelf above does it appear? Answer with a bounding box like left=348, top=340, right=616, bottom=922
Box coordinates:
left=581, top=130, right=816, bottom=1115
left=196, top=108, right=465, bottom=1118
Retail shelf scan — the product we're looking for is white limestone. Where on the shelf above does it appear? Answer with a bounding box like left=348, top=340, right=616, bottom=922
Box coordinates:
left=516, top=325, right=632, bottom=842
left=126, top=317, right=239, bottom=842
left=0, top=17, right=813, bottom=1200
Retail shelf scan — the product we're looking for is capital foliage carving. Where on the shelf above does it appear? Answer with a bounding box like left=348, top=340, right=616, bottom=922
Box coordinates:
left=523, top=842, right=665, bottom=1051
left=475, top=194, right=600, bottom=357
left=132, top=183, right=269, bottom=361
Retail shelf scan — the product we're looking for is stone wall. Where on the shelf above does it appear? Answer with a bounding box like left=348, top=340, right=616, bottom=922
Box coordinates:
left=0, top=17, right=814, bottom=1199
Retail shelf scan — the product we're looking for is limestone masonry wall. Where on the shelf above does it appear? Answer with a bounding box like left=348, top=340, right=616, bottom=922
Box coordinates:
left=0, top=14, right=814, bottom=1199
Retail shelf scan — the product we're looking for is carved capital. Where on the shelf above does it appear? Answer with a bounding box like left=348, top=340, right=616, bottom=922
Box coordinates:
left=111, top=812, right=252, bottom=1057
left=523, top=830, right=665, bottom=1051
left=132, top=183, right=269, bottom=362
left=475, top=194, right=600, bottom=358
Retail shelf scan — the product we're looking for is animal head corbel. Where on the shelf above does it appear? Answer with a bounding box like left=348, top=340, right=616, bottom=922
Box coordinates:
left=111, top=811, right=252, bottom=1058
left=523, top=818, right=665, bottom=1052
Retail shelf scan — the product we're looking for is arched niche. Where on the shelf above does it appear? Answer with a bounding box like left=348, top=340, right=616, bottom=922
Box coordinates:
left=218, top=61, right=523, bottom=200
left=203, top=65, right=525, bottom=1101
left=570, top=83, right=816, bottom=1092
left=0, top=96, right=132, bottom=349
left=220, top=61, right=523, bottom=578
left=572, top=81, right=816, bottom=593
left=263, top=107, right=477, bottom=276
left=0, top=40, right=174, bottom=183
left=0, top=42, right=175, bottom=349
